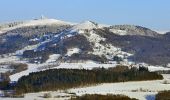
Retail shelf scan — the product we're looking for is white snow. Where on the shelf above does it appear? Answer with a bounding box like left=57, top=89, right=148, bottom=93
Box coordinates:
left=0, top=18, right=72, bottom=34
left=29, top=38, right=39, bottom=42
left=68, top=74, right=170, bottom=100
left=0, top=54, right=24, bottom=63
left=167, top=63, right=170, bottom=67
left=0, top=65, right=14, bottom=73
left=46, top=54, right=60, bottom=63
left=54, top=62, right=117, bottom=70
left=134, top=63, right=170, bottom=72
left=98, top=24, right=110, bottom=28
left=14, top=18, right=72, bottom=28
left=148, top=65, right=170, bottom=72
left=155, top=30, right=168, bottom=34
left=66, top=48, right=80, bottom=56
left=15, top=44, right=40, bottom=56
left=72, top=21, right=98, bottom=30
left=9, top=64, right=39, bottom=82
left=109, top=29, right=127, bottom=35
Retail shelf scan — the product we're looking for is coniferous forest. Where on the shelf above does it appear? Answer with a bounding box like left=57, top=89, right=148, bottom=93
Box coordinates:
left=14, top=65, right=163, bottom=94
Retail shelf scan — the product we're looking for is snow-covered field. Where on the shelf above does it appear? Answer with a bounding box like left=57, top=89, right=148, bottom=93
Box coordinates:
left=69, top=74, right=170, bottom=100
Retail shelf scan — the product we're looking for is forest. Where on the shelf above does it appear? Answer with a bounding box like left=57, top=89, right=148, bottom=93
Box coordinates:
left=14, top=65, right=163, bottom=94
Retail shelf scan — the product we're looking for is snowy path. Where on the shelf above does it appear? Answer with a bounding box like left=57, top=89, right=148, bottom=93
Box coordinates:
left=9, top=64, right=39, bottom=81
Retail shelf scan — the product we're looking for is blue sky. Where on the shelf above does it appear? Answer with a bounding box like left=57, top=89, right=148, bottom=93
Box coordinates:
left=0, top=0, right=170, bottom=30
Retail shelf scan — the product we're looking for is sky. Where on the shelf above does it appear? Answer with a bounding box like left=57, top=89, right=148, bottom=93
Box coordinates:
left=0, top=0, right=170, bottom=31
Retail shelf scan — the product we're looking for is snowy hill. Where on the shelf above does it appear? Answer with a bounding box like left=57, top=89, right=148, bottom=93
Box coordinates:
left=72, top=21, right=98, bottom=30
left=109, top=25, right=159, bottom=37
left=16, top=18, right=72, bottom=27
left=0, top=18, right=169, bottom=66
left=0, top=18, right=73, bottom=34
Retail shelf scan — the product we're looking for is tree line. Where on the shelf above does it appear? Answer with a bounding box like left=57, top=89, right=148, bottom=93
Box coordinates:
left=14, top=65, right=163, bottom=94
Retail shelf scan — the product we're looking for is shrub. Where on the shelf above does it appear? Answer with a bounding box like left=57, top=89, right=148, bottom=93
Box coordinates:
left=156, top=91, right=170, bottom=100
left=162, top=80, right=170, bottom=84
left=70, top=94, right=137, bottom=100
left=43, top=93, right=52, bottom=98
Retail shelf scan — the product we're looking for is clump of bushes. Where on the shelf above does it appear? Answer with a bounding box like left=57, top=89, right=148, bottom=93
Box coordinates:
left=0, top=81, right=10, bottom=90
left=70, top=94, right=137, bottom=100
left=155, top=91, right=170, bottom=100
left=9, top=63, right=28, bottom=74
left=162, top=80, right=170, bottom=84
left=43, top=93, right=52, bottom=98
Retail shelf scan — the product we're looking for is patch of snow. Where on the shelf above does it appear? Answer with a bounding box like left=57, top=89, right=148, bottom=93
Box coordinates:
left=148, top=65, right=170, bottom=72
left=167, top=63, right=170, bottom=67
left=0, top=65, right=14, bottom=73
left=155, top=30, right=168, bottom=34
left=46, top=54, right=60, bottom=63
left=67, top=48, right=81, bottom=56
left=18, top=19, right=71, bottom=27
left=129, top=63, right=170, bottom=72
left=29, top=38, right=39, bottom=42
left=15, top=44, right=40, bottom=56
left=0, top=31, right=2, bottom=34
left=110, top=29, right=127, bottom=35
left=98, top=24, right=110, bottom=28
left=72, top=21, right=98, bottom=30
left=0, top=54, right=23, bottom=63
left=0, top=18, right=73, bottom=34
left=54, top=62, right=117, bottom=70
